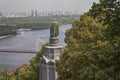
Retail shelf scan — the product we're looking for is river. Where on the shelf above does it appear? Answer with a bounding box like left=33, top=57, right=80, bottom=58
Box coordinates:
left=0, top=24, right=71, bottom=71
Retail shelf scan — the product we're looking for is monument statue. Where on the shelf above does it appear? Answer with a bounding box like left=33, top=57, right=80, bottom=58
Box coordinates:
left=40, top=19, right=62, bottom=80
left=50, top=19, right=59, bottom=38
left=49, top=19, right=59, bottom=45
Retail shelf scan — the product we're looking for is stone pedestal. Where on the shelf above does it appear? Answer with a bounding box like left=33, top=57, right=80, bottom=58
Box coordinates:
left=49, top=37, right=59, bottom=46
left=40, top=46, right=62, bottom=80
left=40, top=56, right=55, bottom=80
left=40, top=19, right=62, bottom=80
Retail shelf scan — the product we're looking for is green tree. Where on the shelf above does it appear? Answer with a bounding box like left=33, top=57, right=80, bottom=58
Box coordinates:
left=56, top=14, right=120, bottom=80
left=12, top=43, right=47, bottom=80
left=88, top=0, right=120, bottom=38
left=89, top=1, right=120, bottom=78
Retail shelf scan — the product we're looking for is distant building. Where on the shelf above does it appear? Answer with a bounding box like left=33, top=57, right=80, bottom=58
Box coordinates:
left=35, top=10, right=38, bottom=17
left=30, top=10, right=38, bottom=17
left=31, top=10, right=34, bottom=17
left=0, top=10, right=80, bottom=17
left=14, top=12, right=27, bottom=17
left=1, top=12, right=27, bottom=18
left=3, top=13, right=15, bottom=17
left=0, top=12, right=2, bottom=17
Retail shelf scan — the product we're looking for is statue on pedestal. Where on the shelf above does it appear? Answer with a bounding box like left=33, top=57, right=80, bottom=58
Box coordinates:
left=40, top=19, right=62, bottom=80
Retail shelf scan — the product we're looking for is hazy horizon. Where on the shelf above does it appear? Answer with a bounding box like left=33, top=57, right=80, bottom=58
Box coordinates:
left=0, top=0, right=99, bottom=13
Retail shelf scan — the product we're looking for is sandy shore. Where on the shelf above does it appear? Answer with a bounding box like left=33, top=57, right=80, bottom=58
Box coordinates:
left=0, top=35, right=12, bottom=39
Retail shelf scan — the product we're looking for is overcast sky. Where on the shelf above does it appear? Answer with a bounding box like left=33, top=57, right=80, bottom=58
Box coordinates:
left=0, top=0, right=99, bottom=13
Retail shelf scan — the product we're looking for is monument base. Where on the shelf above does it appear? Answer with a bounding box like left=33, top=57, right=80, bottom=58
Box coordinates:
left=40, top=56, right=56, bottom=80
left=40, top=45, right=63, bottom=80
left=49, top=37, right=59, bottom=46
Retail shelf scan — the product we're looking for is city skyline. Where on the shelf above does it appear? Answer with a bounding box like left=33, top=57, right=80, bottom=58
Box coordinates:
left=0, top=0, right=99, bottom=14
left=0, top=10, right=81, bottom=17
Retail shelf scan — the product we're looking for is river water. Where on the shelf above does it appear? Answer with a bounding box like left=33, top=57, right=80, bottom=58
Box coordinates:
left=0, top=24, right=71, bottom=71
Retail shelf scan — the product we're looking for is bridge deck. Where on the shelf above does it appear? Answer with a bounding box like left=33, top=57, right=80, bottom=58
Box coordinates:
left=0, top=49, right=37, bottom=53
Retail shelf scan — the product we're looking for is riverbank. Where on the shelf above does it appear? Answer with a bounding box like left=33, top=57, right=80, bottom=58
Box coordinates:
left=0, top=35, right=12, bottom=40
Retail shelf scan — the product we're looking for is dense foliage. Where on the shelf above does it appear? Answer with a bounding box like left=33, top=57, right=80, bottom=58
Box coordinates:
left=0, top=25, right=16, bottom=36
left=56, top=0, right=120, bottom=80
left=88, top=0, right=120, bottom=38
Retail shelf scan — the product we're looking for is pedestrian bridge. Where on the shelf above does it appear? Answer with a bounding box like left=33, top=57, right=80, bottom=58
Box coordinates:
left=0, top=37, right=46, bottom=54
left=0, top=49, right=37, bottom=53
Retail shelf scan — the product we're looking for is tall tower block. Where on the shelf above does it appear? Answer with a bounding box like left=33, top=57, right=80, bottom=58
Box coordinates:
left=40, top=20, right=62, bottom=80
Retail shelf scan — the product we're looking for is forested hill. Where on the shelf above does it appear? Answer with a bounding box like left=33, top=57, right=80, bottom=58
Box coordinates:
left=0, top=16, right=79, bottom=36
